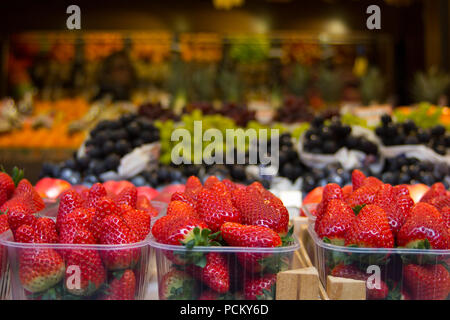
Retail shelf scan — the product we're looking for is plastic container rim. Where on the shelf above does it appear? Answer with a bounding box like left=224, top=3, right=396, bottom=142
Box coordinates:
left=149, top=235, right=300, bottom=253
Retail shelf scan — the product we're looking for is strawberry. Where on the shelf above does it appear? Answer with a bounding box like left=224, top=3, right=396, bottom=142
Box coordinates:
left=13, top=179, right=44, bottom=213
left=403, top=264, right=450, bottom=300
left=90, top=197, right=119, bottom=241
left=346, top=183, right=381, bottom=208
left=420, top=182, right=447, bottom=203
left=188, top=252, right=230, bottom=294
left=315, top=199, right=355, bottom=246
left=222, top=179, right=237, bottom=192
left=388, top=195, right=415, bottom=237
left=315, top=183, right=344, bottom=221
left=0, top=170, right=15, bottom=207
left=87, top=183, right=107, bottom=208
left=5, top=201, right=36, bottom=232
left=98, top=214, right=141, bottom=270
left=59, top=207, right=94, bottom=245
left=259, top=190, right=289, bottom=235
left=210, top=181, right=233, bottom=202
left=342, top=185, right=353, bottom=201
left=14, top=224, right=36, bottom=243
left=33, top=217, right=58, bottom=243
left=232, top=187, right=287, bottom=234
left=244, top=274, right=276, bottom=300
left=204, top=176, right=220, bottom=189
left=102, top=269, right=136, bottom=300
left=428, top=195, right=450, bottom=212
left=56, top=190, right=83, bottom=232
left=220, top=222, right=283, bottom=273
left=19, top=248, right=65, bottom=293
left=121, top=206, right=151, bottom=241
left=331, top=264, right=388, bottom=299
left=170, top=192, right=197, bottom=208
left=159, top=269, right=197, bottom=300
left=167, top=200, right=198, bottom=218
left=393, top=184, right=410, bottom=197
left=65, top=245, right=106, bottom=296
left=351, top=169, right=366, bottom=191
left=362, top=176, right=383, bottom=187
left=196, top=188, right=240, bottom=232
left=397, top=203, right=449, bottom=249
left=441, top=207, right=450, bottom=230
left=136, top=195, right=159, bottom=217
left=115, top=186, right=138, bottom=208
left=0, top=212, right=10, bottom=278
left=185, top=176, right=203, bottom=201
left=345, top=205, right=394, bottom=248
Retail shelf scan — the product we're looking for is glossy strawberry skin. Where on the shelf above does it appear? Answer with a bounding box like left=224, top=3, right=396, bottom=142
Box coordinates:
left=167, top=200, right=198, bottom=218
left=428, top=195, right=450, bottom=212
left=33, top=218, right=58, bottom=243
left=90, top=197, right=119, bottom=241
left=98, top=214, right=141, bottom=270
left=331, top=264, right=389, bottom=300
left=102, top=269, right=136, bottom=300
left=352, top=169, right=366, bottom=192
left=420, top=182, right=446, bottom=203
left=87, top=183, right=107, bottom=208
left=6, top=201, right=35, bottom=232
left=244, top=274, right=276, bottom=300
left=121, top=206, right=151, bottom=241
left=184, top=176, right=203, bottom=201
left=315, top=199, right=355, bottom=245
left=56, top=190, right=83, bottom=233
left=441, top=207, right=450, bottom=230
left=188, top=252, right=230, bottom=294
left=170, top=192, right=197, bottom=208
left=403, top=264, right=450, bottom=300
left=346, top=183, right=381, bottom=208
left=345, top=205, right=394, bottom=248
left=13, top=179, right=45, bottom=213
left=397, top=203, right=449, bottom=249
left=315, top=183, right=344, bottom=221
left=153, top=214, right=209, bottom=246
left=115, top=186, right=138, bottom=208
left=204, top=176, right=220, bottom=189
left=197, top=189, right=240, bottom=232
left=0, top=172, right=15, bottom=207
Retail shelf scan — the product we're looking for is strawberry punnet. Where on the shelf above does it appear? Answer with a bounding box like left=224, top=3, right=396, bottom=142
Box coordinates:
left=187, top=252, right=230, bottom=294
left=102, top=269, right=136, bottom=300
left=397, top=202, right=449, bottom=250
left=244, top=273, right=277, bottom=300
left=345, top=204, right=394, bottom=248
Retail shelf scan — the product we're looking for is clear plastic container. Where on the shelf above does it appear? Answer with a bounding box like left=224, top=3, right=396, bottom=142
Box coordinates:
left=0, top=230, right=152, bottom=300
left=0, top=201, right=167, bottom=300
left=151, top=237, right=300, bottom=300
left=308, top=224, right=450, bottom=300
left=302, top=203, right=318, bottom=222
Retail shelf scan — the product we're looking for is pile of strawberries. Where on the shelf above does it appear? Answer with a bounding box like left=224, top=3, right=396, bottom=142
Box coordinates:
left=1, top=172, right=157, bottom=300
left=152, top=176, right=293, bottom=300
left=313, top=169, right=450, bottom=300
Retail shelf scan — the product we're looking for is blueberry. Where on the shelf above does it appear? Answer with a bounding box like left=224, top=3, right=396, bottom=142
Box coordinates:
left=127, top=122, right=141, bottom=137
left=131, top=175, right=147, bottom=187
left=84, top=174, right=99, bottom=184
left=77, top=156, right=90, bottom=170
left=103, top=140, right=115, bottom=155
left=105, top=154, right=121, bottom=171
left=111, top=129, right=128, bottom=140
left=115, top=140, right=132, bottom=156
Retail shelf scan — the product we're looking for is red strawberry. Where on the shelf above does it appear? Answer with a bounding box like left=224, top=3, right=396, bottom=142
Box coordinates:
left=345, top=205, right=394, bottom=248
left=188, top=252, right=230, bottom=294
left=115, top=186, right=138, bottom=208
left=342, top=185, right=353, bottom=201
left=373, top=184, right=395, bottom=211
left=362, top=176, right=383, bottom=187
left=136, top=195, right=159, bottom=217
left=221, top=222, right=282, bottom=273
left=167, top=200, right=198, bottom=218
left=64, top=241, right=106, bottom=296
left=403, top=264, right=450, bottom=300
left=420, top=182, right=447, bottom=203
left=204, top=176, right=220, bottom=189
left=222, top=179, right=237, bottom=192
left=152, top=214, right=210, bottom=246
left=159, top=269, right=197, bottom=300
left=87, top=183, right=107, bottom=208
left=170, top=192, right=197, bottom=208
left=90, top=197, right=119, bottom=241
left=14, top=224, right=35, bottom=243
left=397, top=203, right=449, bottom=249
left=0, top=171, right=15, bottom=207
left=13, top=179, right=44, bottom=213
left=232, top=187, right=287, bottom=234
left=121, top=206, right=151, bottom=241
left=185, top=176, right=203, bottom=201
left=388, top=195, right=415, bottom=236
left=352, top=169, right=366, bottom=191
left=102, top=269, right=136, bottom=300
left=331, top=264, right=389, bottom=299
left=393, top=184, right=410, bottom=197
left=0, top=212, right=10, bottom=278
left=315, top=199, right=355, bottom=245
left=19, top=248, right=65, bottom=293
left=56, top=190, right=83, bottom=232
left=59, top=207, right=94, bottom=244
left=197, top=189, right=240, bottom=232
left=244, top=274, right=276, bottom=300
left=33, top=217, right=58, bottom=243
left=428, top=195, right=450, bottom=212
left=315, top=183, right=344, bottom=221
left=98, top=214, right=140, bottom=270
left=5, top=201, right=36, bottom=232
left=210, top=181, right=232, bottom=202
left=346, top=183, right=381, bottom=208
left=441, top=207, right=450, bottom=230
